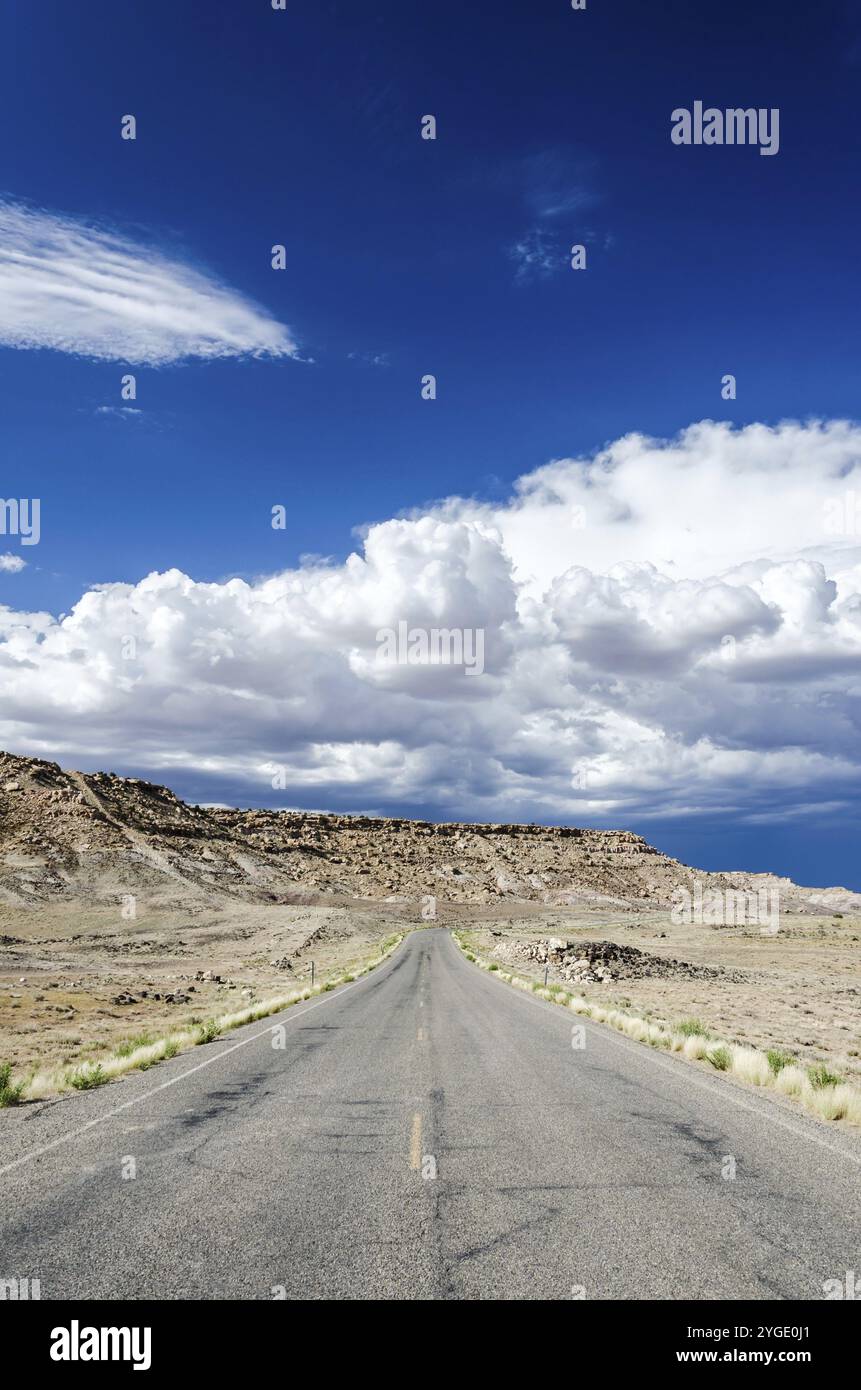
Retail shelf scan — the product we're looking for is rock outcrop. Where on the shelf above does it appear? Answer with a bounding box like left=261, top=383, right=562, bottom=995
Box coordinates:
left=492, top=936, right=743, bottom=984
left=0, top=751, right=854, bottom=913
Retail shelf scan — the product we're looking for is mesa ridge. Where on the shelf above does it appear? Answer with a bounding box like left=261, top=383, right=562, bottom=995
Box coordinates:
left=1, top=750, right=854, bottom=913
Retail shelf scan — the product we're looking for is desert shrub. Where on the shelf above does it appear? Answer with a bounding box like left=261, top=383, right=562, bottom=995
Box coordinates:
left=69, top=1063, right=107, bottom=1090
left=766, top=1048, right=795, bottom=1075
left=195, top=1019, right=222, bottom=1046
left=116, top=1033, right=154, bottom=1058
left=807, top=1063, right=842, bottom=1090
left=0, top=1061, right=24, bottom=1107
left=676, top=1018, right=712, bottom=1039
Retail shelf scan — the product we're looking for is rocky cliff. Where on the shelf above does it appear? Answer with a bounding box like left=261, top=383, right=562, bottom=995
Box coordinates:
left=0, top=751, right=853, bottom=913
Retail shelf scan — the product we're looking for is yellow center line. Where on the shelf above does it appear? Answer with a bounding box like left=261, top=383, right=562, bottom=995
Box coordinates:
left=409, top=1112, right=422, bottom=1170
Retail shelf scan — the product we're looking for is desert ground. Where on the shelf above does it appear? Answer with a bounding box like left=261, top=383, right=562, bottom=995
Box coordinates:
left=457, top=905, right=861, bottom=1088
left=0, top=896, right=409, bottom=1079
left=2, top=894, right=858, bottom=1093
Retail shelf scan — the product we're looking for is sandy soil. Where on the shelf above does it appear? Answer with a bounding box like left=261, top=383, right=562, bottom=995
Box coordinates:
left=0, top=895, right=413, bottom=1077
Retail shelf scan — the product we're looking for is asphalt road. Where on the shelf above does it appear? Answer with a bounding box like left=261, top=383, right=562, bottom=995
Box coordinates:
left=1, top=927, right=860, bottom=1300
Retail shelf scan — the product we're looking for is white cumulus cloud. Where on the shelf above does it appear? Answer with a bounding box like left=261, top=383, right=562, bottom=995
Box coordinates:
left=2, top=420, right=861, bottom=833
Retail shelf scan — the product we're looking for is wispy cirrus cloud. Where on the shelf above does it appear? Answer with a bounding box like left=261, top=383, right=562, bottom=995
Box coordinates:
left=508, top=226, right=566, bottom=284
left=0, top=199, right=298, bottom=366
left=505, top=148, right=603, bottom=283
left=519, top=148, right=600, bottom=221
left=348, top=350, right=390, bottom=368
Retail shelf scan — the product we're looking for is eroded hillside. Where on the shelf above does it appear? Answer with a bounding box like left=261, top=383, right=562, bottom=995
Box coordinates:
left=0, top=750, right=856, bottom=914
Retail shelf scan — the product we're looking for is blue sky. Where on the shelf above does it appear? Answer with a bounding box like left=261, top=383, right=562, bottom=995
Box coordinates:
left=2, top=0, right=861, bottom=887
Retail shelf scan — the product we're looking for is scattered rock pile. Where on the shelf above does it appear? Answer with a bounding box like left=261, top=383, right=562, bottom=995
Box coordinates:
left=493, top=937, right=732, bottom=985
left=112, top=988, right=191, bottom=1005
